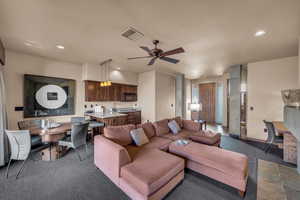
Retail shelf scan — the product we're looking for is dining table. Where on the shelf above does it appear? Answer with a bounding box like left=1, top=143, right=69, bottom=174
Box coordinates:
left=30, top=122, right=71, bottom=161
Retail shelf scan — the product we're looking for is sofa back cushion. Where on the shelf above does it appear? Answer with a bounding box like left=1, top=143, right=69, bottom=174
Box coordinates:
left=137, top=122, right=156, bottom=139
left=169, top=116, right=183, bottom=128
left=153, top=119, right=170, bottom=136
left=182, top=120, right=201, bottom=132
left=130, top=128, right=150, bottom=146
left=104, top=124, right=136, bottom=146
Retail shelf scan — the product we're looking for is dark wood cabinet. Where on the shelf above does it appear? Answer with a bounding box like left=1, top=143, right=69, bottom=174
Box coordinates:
left=91, top=115, right=128, bottom=127
left=85, top=81, right=98, bottom=101
left=85, top=81, right=137, bottom=102
left=122, top=111, right=141, bottom=125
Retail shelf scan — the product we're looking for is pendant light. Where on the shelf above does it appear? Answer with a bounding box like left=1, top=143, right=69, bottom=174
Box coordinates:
left=99, top=59, right=112, bottom=87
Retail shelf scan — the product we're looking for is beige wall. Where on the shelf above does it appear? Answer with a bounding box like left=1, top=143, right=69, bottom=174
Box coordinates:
left=247, top=56, right=298, bottom=140
left=82, top=63, right=138, bottom=85
left=138, top=70, right=176, bottom=123
left=4, top=51, right=139, bottom=129
left=155, top=72, right=175, bottom=121
left=4, top=51, right=84, bottom=129
left=138, top=70, right=156, bottom=123
left=185, top=79, right=192, bottom=120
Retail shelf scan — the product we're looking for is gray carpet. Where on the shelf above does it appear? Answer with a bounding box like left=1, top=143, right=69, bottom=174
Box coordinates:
left=0, top=136, right=296, bottom=200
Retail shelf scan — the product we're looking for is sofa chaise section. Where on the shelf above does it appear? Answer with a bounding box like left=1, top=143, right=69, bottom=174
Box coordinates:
left=120, top=149, right=184, bottom=200
left=169, top=141, right=248, bottom=196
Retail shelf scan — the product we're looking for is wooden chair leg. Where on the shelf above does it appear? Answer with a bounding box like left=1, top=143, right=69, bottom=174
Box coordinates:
left=238, top=190, right=245, bottom=198
left=5, top=158, right=12, bottom=179
left=16, top=158, right=28, bottom=179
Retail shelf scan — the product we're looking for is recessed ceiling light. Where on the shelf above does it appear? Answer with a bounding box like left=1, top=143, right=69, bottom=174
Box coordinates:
left=255, top=30, right=266, bottom=37
left=117, top=67, right=121, bottom=70
left=24, top=42, right=33, bottom=46
left=56, top=45, right=65, bottom=49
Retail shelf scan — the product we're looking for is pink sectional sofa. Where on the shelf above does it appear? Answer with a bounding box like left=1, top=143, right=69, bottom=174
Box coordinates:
left=94, top=117, right=247, bottom=199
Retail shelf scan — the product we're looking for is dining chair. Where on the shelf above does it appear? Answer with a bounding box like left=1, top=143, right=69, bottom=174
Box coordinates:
left=263, top=120, right=284, bottom=153
left=70, top=117, right=104, bottom=140
left=88, top=120, right=104, bottom=139
left=5, top=130, right=31, bottom=179
left=18, top=119, right=43, bottom=147
left=58, top=122, right=89, bottom=161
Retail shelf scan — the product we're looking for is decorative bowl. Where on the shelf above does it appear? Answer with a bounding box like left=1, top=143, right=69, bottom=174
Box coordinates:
left=175, top=139, right=189, bottom=146
left=282, top=89, right=300, bottom=107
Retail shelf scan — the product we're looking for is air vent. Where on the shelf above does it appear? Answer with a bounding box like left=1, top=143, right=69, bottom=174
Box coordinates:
left=121, top=27, right=144, bottom=41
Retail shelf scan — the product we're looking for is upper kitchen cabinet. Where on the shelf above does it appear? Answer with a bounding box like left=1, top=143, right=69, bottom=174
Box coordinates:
left=85, top=81, right=137, bottom=102
left=120, top=85, right=137, bottom=102
left=85, top=80, right=98, bottom=101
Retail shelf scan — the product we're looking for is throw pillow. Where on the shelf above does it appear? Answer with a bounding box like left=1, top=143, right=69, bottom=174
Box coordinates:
left=169, top=116, right=183, bottom=128
left=168, top=120, right=181, bottom=134
left=130, top=128, right=150, bottom=146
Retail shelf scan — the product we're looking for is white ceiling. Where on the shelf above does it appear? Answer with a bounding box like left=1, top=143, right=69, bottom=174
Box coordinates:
left=0, top=0, right=299, bottom=79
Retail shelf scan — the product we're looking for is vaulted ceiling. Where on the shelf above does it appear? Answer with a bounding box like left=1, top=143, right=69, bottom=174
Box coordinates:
left=0, top=0, right=299, bottom=78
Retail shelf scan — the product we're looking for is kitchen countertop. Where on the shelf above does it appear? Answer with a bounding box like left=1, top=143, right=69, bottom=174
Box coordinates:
left=86, top=112, right=128, bottom=119
left=117, top=109, right=141, bottom=113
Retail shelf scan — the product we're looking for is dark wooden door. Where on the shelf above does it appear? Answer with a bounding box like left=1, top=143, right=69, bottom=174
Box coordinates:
left=199, top=83, right=216, bottom=123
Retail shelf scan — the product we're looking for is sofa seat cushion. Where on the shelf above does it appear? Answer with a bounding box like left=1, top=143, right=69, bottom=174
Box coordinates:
left=125, top=145, right=143, bottom=160
left=189, top=131, right=221, bottom=145
left=153, top=119, right=170, bottom=136
left=137, top=122, right=156, bottom=139
left=143, top=136, right=172, bottom=151
left=121, top=149, right=184, bottom=196
left=104, top=124, right=136, bottom=146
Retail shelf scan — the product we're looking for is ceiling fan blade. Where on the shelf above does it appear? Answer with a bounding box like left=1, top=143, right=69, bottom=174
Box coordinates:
left=128, top=56, right=152, bottom=60
left=160, top=47, right=185, bottom=57
left=140, top=46, right=152, bottom=55
left=159, top=56, right=180, bottom=64
left=148, top=57, right=157, bottom=65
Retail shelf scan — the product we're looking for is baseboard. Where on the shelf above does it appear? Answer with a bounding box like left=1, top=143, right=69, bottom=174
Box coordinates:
left=245, top=137, right=266, bottom=143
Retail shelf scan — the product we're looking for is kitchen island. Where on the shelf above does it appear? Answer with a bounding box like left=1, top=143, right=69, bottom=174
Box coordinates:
left=87, top=112, right=128, bottom=127
left=86, top=109, right=141, bottom=135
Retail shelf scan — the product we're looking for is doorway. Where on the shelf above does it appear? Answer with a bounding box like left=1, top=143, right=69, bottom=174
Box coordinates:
left=199, top=83, right=216, bottom=123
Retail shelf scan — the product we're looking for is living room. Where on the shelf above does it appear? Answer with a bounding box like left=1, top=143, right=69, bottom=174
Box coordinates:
left=0, top=1, right=300, bottom=200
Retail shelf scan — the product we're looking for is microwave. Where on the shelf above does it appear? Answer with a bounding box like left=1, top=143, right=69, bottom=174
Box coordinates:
left=121, top=93, right=137, bottom=102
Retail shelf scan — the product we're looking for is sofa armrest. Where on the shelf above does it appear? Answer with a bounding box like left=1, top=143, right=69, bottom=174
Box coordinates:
left=182, top=120, right=202, bottom=132
left=94, top=135, right=131, bottom=182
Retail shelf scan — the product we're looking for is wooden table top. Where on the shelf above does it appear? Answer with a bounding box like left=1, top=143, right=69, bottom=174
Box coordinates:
left=272, top=121, right=290, bottom=135
left=30, top=123, right=71, bottom=136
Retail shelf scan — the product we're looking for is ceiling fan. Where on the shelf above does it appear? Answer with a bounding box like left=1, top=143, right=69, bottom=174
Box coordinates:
left=128, top=40, right=185, bottom=65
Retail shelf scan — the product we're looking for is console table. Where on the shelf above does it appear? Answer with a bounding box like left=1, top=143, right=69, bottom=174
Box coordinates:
left=284, top=106, right=300, bottom=174
left=273, top=121, right=297, bottom=165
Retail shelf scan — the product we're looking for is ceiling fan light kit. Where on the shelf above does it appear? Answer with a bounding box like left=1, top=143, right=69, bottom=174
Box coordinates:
left=128, top=40, right=185, bottom=65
